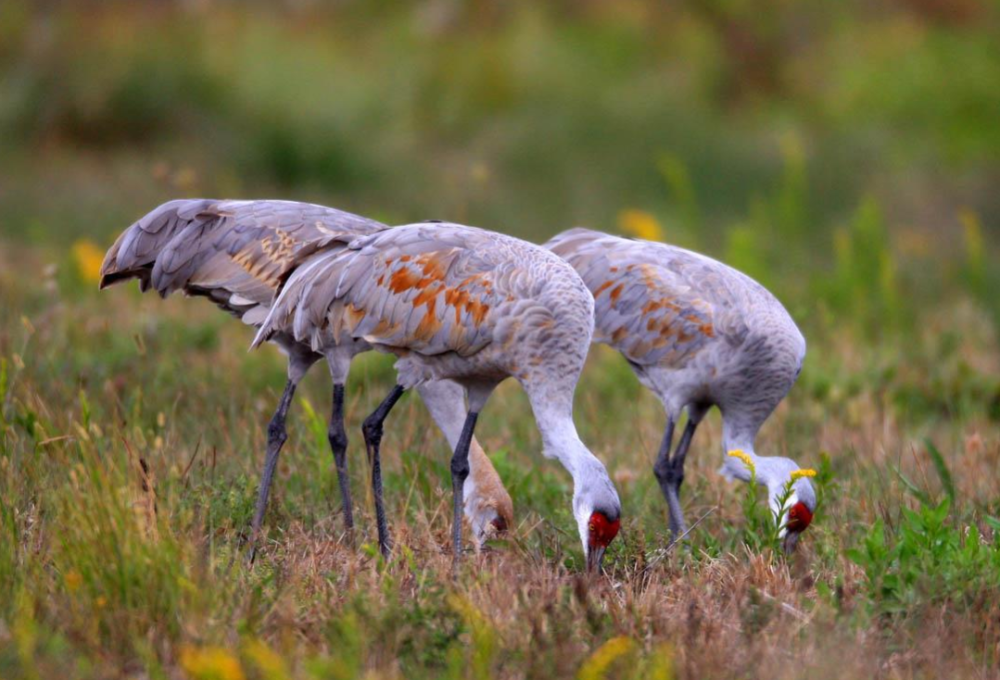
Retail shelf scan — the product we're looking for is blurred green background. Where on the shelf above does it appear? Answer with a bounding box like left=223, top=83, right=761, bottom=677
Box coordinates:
left=1, top=0, right=998, bottom=334
left=2, top=5, right=1000, bottom=676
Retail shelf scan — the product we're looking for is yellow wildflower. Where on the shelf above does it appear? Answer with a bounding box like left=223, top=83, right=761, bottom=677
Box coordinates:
left=179, top=645, right=246, bottom=680
left=72, top=239, right=104, bottom=285
left=727, top=449, right=755, bottom=474
left=95, top=596, right=107, bottom=609
left=618, top=209, right=664, bottom=242
left=449, top=594, right=496, bottom=677
left=645, top=643, right=675, bottom=680
left=578, top=636, right=636, bottom=680
left=243, top=639, right=288, bottom=680
left=64, top=570, right=83, bottom=593
left=790, top=468, right=817, bottom=481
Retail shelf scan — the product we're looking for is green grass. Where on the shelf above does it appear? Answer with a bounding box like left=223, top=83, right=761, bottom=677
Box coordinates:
left=2, top=225, right=999, bottom=677
left=2, top=2, right=1000, bottom=677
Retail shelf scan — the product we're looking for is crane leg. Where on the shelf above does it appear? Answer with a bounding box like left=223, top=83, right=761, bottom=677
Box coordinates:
left=328, top=382, right=354, bottom=539
left=652, top=418, right=680, bottom=538
left=653, top=415, right=700, bottom=544
left=361, top=384, right=406, bottom=559
left=450, top=410, right=479, bottom=570
left=248, top=379, right=298, bottom=564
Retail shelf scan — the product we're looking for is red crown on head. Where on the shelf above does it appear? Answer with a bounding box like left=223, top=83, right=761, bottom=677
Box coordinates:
left=588, top=511, right=621, bottom=548
left=786, top=501, right=813, bottom=533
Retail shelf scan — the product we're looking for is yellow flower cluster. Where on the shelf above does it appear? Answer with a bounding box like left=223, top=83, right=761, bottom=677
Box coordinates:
left=578, top=636, right=636, bottom=680
left=179, top=645, right=246, bottom=680
left=790, top=468, right=817, bottom=481
left=727, top=449, right=755, bottom=474
left=618, top=209, right=665, bottom=242
left=243, top=639, right=288, bottom=680
left=64, top=569, right=83, bottom=593
left=72, top=239, right=105, bottom=285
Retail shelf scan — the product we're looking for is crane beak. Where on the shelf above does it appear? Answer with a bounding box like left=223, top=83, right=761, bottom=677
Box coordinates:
left=586, top=545, right=607, bottom=574
left=782, top=530, right=802, bottom=554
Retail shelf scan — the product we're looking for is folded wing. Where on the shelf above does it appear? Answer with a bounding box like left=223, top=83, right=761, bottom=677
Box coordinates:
left=100, top=199, right=386, bottom=326
left=257, top=223, right=509, bottom=356
left=547, top=228, right=747, bottom=367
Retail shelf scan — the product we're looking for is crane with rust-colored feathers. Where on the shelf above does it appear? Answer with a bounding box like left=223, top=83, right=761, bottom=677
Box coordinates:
left=254, top=222, right=622, bottom=571
left=99, top=200, right=513, bottom=558
left=546, top=228, right=815, bottom=552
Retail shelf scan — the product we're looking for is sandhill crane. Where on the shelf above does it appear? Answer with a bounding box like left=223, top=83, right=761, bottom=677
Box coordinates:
left=546, top=228, right=815, bottom=552
left=99, top=200, right=514, bottom=557
left=254, top=221, right=622, bottom=571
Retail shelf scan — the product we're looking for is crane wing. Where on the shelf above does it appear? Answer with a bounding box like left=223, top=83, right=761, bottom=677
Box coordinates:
left=257, top=223, right=507, bottom=356
left=100, top=199, right=216, bottom=292
left=547, top=228, right=748, bottom=367
left=100, top=199, right=386, bottom=325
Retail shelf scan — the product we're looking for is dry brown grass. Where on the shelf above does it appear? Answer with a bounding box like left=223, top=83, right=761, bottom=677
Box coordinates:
left=2, top=239, right=1000, bottom=679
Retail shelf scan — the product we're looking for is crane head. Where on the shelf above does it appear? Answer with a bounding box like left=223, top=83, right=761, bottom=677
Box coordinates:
left=467, top=489, right=515, bottom=549
left=586, top=509, right=621, bottom=573
left=777, top=471, right=817, bottom=554
left=723, top=451, right=817, bottom=553
left=571, top=449, right=622, bottom=573
left=781, top=500, right=814, bottom=553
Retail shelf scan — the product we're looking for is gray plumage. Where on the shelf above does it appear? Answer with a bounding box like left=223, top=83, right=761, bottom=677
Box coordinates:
left=99, top=200, right=515, bottom=558
left=101, top=198, right=384, bottom=327
left=546, top=228, right=814, bottom=550
left=256, top=222, right=594, bottom=388
left=256, top=222, right=622, bottom=570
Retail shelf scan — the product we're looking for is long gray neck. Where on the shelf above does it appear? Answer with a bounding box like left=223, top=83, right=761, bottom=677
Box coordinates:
left=415, top=380, right=467, bottom=450
left=719, top=420, right=810, bottom=525
left=718, top=419, right=789, bottom=495
left=529, top=396, right=620, bottom=550
left=530, top=398, right=597, bottom=482
left=718, top=447, right=787, bottom=491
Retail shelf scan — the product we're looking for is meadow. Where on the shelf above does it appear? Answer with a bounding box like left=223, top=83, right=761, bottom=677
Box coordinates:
left=2, top=2, right=1000, bottom=678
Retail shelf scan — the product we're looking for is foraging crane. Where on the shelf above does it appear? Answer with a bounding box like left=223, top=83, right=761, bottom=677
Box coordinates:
left=254, top=222, right=622, bottom=571
left=99, top=200, right=514, bottom=555
left=546, top=228, right=815, bottom=552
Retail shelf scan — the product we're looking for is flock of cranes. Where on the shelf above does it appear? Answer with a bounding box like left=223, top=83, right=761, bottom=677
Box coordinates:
left=99, top=198, right=816, bottom=572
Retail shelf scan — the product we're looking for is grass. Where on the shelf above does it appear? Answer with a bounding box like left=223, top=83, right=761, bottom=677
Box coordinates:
left=1, top=222, right=999, bottom=678
left=2, top=2, right=1000, bottom=677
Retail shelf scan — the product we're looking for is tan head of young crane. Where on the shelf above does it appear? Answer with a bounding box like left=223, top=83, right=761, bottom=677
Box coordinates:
left=546, top=228, right=815, bottom=553
left=99, top=200, right=513, bottom=558
left=254, top=221, right=623, bottom=571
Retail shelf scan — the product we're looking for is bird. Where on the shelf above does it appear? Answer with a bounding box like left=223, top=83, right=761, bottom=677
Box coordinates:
left=99, top=199, right=514, bottom=556
left=545, top=228, right=815, bottom=553
left=253, top=221, right=623, bottom=571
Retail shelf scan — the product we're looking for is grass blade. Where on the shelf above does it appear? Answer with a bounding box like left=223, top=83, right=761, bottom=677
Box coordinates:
left=924, top=438, right=955, bottom=501
left=892, top=465, right=932, bottom=506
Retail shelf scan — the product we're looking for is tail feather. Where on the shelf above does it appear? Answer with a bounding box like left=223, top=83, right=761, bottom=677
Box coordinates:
left=252, top=248, right=348, bottom=350
left=541, top=227, right=606, bottom=257
left=102, top=199, right=384, bottom=335
left=99, top=199, right=218, bottom=291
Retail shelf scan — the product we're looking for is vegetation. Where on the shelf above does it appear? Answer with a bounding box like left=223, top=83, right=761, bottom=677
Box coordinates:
left=1, top=1, right=999, bottom=678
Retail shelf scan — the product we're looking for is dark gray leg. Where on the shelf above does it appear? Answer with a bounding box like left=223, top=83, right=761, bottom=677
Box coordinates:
left=451, top=410, right=479, bottom=569
left=248, top=379, right=298, bottom=563
left=652, top=417, right=678, bottom=532
left=328, top=383, right=354, bottom=536
left=361, top=384, right=406, bottom=559
left=653, top=415, right=700, bottom=543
